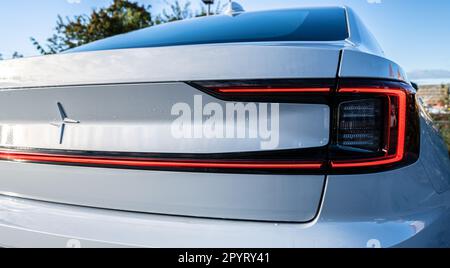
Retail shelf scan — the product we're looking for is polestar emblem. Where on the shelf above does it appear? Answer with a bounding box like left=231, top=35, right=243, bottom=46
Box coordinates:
left=51, top=102, right=80, bottom=144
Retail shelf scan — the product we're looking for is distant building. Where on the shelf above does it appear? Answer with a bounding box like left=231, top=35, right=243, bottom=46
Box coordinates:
left=417, top=84, right=449, bottom=114
left=417, top=84, right=448, bottom=105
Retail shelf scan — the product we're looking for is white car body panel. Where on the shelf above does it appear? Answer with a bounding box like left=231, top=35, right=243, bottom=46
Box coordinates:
left=0, top=83, right=330, bottom=153
left=0, top=44, right=341, bottom=89
left=0, top=6, right=448, bottom=248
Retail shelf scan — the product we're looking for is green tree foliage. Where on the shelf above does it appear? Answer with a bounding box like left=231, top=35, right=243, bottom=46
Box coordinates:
left=31, top=0, right=225, bottom=55
left=156, top=0, right=194, bottom=23
left=442, top=124, right=450, bottom=154
left=428, top=84, right=450, bottom=154
left=156, top=0, right=224, bottom=22
left=32, top=0, right=154, bottom=54
left=431, top=113, right=450, bottom=154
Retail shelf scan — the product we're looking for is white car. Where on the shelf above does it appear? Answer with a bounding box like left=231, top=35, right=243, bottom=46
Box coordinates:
left=0, top=6, right=449, bottom=248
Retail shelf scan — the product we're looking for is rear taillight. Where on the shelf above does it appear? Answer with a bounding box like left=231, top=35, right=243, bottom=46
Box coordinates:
left=192, top=79, right=419, bottom=173
left=330, top=86, right=410, bottom=170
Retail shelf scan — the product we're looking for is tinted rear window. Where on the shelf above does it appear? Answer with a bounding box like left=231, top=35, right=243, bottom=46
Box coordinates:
left=69, top=7, right=349, bottom=52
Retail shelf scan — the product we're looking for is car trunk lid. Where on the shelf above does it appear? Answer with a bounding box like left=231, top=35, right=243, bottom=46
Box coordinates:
left=0, top=44, right=341, bottom=222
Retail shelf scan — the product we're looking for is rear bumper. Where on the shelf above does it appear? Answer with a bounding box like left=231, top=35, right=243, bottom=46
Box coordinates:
left=1, top=190, right=449, bottom=248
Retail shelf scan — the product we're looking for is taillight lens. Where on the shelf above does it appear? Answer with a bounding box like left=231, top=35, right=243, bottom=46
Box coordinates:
left=337, top=98, right=384, bottom=152
left=330, top=86, right=411, bottom=170
left=184, top=79, right=420, bottom=173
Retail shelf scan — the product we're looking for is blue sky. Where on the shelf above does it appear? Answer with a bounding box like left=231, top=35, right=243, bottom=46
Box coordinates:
left=1, top=0, right=449, bottom=72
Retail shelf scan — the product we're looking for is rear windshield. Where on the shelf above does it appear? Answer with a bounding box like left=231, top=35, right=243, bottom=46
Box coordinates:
left=69, top=7, right=349, bottom=52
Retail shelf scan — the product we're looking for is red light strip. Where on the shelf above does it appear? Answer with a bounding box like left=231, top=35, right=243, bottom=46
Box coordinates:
left=0, top=151, right=323, bottom=170
left=331, top=87, right=407, bottom=168
left=217, top=88, right=331, bottom=93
